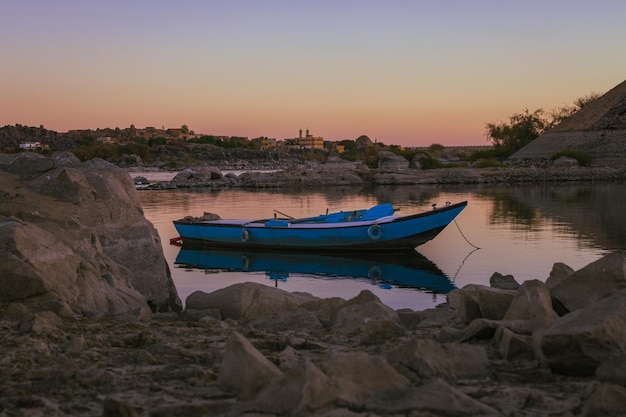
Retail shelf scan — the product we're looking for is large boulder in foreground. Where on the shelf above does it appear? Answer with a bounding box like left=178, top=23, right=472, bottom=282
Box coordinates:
left=540, top=289, right=626, bottom=376
left=447, top=284, right=516, bottom=323
left=551, top=251, right=626, bottom=314
left=0, top=152, right=181, bottom=318
left=185, top=282, right=316, bottom=320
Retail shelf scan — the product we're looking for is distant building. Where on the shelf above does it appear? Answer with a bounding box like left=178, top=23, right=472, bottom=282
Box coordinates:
left=19, top=142, right=42, bottom=150
left=252, top=137, right=277, bottom=149
left=166, top=128, right=183, bottom=138
left=96, top=136, right=113, bottom=143
left=325, top=141, right=345, bottom=153
left=297, top=129, right=324, bottom=149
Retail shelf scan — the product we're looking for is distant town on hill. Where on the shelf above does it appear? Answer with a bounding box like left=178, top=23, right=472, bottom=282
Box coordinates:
left=0, top=124, right=471, bottom=152
left=0, top=123, right=491, bottom=169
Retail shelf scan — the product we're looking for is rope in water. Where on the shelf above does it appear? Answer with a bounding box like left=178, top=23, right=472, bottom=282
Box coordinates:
left=454, top=218, right=480, bottom=249
left=452, top=247, right=480, bottom=282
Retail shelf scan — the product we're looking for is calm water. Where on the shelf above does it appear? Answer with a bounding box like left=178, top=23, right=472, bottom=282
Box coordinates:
left=136, top=179, right=626, bottom=311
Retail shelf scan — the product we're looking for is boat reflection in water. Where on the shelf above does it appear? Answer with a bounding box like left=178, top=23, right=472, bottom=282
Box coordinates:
left=174, top=246, right=455, bottom=295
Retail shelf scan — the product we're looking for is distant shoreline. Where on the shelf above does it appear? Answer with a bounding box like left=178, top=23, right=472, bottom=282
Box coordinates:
left=126, top=164, right=626, bottom=190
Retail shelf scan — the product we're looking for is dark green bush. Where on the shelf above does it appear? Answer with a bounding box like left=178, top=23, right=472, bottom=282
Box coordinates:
left=468, top=148, right=508, bottom=162
left=473, top=159, right=506, bottom=168
left=417, top=152, right=443, bottom=169
left=340, top=146, right=380, bottom=168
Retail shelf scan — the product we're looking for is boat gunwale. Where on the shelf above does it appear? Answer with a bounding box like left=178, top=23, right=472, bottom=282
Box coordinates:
left=173, top=201, right=468, bottom=230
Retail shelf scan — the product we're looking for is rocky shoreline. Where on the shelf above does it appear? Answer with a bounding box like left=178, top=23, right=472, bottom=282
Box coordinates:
left=2, top=152, right=626, bottom=416
left=132, top=156, right=626, bottom=190
left=1, top=254, right=625, bottom=416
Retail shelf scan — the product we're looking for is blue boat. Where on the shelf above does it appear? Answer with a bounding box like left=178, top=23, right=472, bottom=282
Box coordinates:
left=173, top=201, right=467, bottom=252
left=174, top=247, right=455, bottom=293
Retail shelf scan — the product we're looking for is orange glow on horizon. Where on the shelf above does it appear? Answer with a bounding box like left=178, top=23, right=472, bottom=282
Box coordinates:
left=2, top=2, right=624, bottom=146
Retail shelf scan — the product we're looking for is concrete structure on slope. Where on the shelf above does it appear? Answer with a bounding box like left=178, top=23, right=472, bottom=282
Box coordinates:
left=509, top=80, right=626, bottom=167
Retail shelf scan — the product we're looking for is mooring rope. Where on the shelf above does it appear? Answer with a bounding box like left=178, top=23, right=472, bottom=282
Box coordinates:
left=454, top=218, right=480, bottom=249
left=449, top=218, right=481, bottom=282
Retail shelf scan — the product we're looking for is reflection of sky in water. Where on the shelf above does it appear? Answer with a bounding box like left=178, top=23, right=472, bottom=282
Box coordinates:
left=137, top=181, right=615, bottom=311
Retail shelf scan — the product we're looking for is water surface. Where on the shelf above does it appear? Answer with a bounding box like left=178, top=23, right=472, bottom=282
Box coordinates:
left=137, top=181, right=625, bottom=310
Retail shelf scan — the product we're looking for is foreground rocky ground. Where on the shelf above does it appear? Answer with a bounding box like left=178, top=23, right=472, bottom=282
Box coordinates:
left=2, top=252, right=626, bottom=417
left=2, top=152, right=626, bottom=416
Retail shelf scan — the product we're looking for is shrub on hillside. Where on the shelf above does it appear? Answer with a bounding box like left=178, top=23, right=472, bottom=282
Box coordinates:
left=341, top=146, right=380, bottom=168
left=468, top=148, right=508, bottom=162
left=473, top=159, right=506, bottom=168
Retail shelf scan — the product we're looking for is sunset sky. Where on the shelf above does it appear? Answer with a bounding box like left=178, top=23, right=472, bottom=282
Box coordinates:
left=2, top=1, right=625, bottom=146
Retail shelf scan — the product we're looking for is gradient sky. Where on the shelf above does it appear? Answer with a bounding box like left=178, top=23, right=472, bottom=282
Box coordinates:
left=2, top=1, right=625, bottom=146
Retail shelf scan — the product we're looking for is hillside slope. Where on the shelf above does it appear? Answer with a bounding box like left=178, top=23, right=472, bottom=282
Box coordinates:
left=510, top=80, right=626, bottom=166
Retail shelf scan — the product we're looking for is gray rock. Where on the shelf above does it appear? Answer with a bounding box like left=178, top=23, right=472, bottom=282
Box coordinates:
left=320, top=351, right=411, bottom=407
left=501, top=280, right=559, bottom=363
left=52, top=151, right=81, bottom=167
left=541, top=289, right=626, bottom=376
left=300, top=296, right=346, bottom=327
left=17, top=311, right=63, bottom=334
left=382, top=378, right=500, bottom=416
left=0, top=217, right=150, bottom=318
left=552, top=252, right=626, bottom=314
left=489, top=272, right=520, bottom=290
left=243, top=359, right=336, bottom=415
left=119, top=153, right=143, bottom=167
left=448, top=318, right=532, bottom=342
left=411, top=152, right=431, bottom=170
left=185, top=282, right=316, bottom=321
left=4, top=152, right=55, bottom=179
left=387, top=338, right=489, bottom=381
left=503, top=280, right=558, bottom=331
left=581, top=383, right=626, bottom=417
left=0, top=153, right=181, bottom=317
left=596, top=354, right=626, bottom=384
left=414, top=306, right=457, bottom=329
left=27, top=166, right=92, bottom=204
left=377, top=151, right=409, bottom=171
left=545, top=262, right=575, bottom=289
left=448, top=284, right=517, bottom=323
left=322, top=156, right=358, bottom=170
left=219, top=331, right=282, bottom=399
left=495, top=326, right=534, bottom=360
left=331, top=290, right=402, bottom=342
left=171, top=166, right=223, bottom=186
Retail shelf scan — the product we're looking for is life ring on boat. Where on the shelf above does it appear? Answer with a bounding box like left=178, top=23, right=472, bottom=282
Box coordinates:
left=367, top=224, right=382, bottom=240
left=241, top=228, right=249, bottom=242
left=241, top=255, right=250, bottom=271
